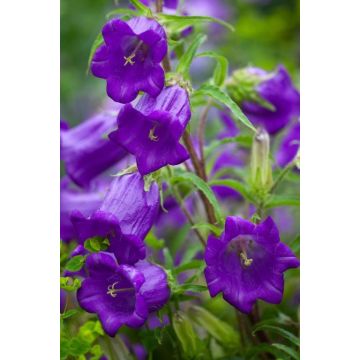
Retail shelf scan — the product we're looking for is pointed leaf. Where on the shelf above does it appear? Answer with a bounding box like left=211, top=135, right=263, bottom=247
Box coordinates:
left=197, top=51, right=229, bottom=86
left=176, top=34, right=207, bottom=80
left=194, top=84, right=256, bottom=132
left=171, top=171, right=224, bottom=224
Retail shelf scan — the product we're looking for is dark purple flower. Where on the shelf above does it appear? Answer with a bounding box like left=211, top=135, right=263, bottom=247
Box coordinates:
left=77, top=252, right=170, bottom=336
left=60, top=106, right=127, bottom=187
left=276, top=121, right=300, bottom=167
left=204, top=216, right=299, bottom=313
left=91, top=17, right=167, bottom=104
left=242, top=66, right=300, bottom=135
left=71, top=173, right=159, bottom=264
left=109, top=85, right=190, bottom=175
left=60, top=177, right=108, bottom=243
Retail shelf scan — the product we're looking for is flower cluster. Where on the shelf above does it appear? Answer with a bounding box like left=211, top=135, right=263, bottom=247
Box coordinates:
left=61, top=1, right=300, bottom=356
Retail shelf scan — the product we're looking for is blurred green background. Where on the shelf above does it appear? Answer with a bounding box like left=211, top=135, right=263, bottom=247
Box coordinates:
left=61, top=0, right=299, bottom=124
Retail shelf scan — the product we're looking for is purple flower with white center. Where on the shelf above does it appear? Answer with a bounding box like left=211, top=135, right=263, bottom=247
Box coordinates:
left=242, top=66, right=300, bottom=135
left=60, top=177, right=108, bottom=243
left=109, top=85, right=191, bottom=175
left=204, top=216, right=299, bottom=313
left=276, top=121, right=300, bottom=167
left=77, top=252, right=170, bottom=337
left=60, top=106, right=127, bottom=188
left=91, top=17, right=167, bottom=104
left=71, top=173, right=159, bottom=264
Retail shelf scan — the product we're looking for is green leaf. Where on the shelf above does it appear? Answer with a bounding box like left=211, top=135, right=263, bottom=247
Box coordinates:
left=265, top=194, right=300, bottom=208
left=175, top=284, right=208, bottom=293
left=163, top=248, right=174, bottom=269
left=61, top=309, right=79, bottom=320
left=191, top=222, right=222, bottom=237
left=171, top=171, right=224, bottom=224
left=145, top=232, right=165, bottom=250
left=209, top=179, right=255, bottom=203
left=87, top=32, right=104, bottom=74
left=197, top=51, right=229, bottom=86
left=157, top=14, right=234, bottom=33
left=189, top=306, right=239, bottom=348
left=271, top=343, right=300, bottom=360
left=106, top=8, right=140, bottom=20
left=253, top=324, right=299, bottom=347
left=169, top=223, right=191, bottom=255
left=181, top=241, right=203, bottom=265
left=84, top=237, right=110, bottom=253
left=204, top=135, right=253, bottom=157
left=173, top=312, right=203, bottom=358
left=194, top=84, right=256, bottom=132
left=60, top=276, right=82, bottom=291
left=246, top=344, right=284, bottom=359
left=65, top=255, right=86, bottom=272
left=129, top=0, right=152, bottom=16
left=173, top=260, right=204, bottom=275
left=176, top=34, right=207, bottom=80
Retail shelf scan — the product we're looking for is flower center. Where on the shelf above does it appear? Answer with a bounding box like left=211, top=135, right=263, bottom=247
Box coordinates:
left=227, top=236, right=254, bottom=268
left=149, top=125, right=159, bottom=142
left=106, top=281, right=134, bottom=298
left=123, top=40, right=144, bottom=66
left=239, top=251, right=253, bottom=267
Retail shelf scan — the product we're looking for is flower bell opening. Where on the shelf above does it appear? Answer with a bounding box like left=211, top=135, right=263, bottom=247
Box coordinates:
left=107, top=281, right=135, bottom=298
left=123, top=40, right=146, bottom=66
left=227, top=235, right=254, bottom=268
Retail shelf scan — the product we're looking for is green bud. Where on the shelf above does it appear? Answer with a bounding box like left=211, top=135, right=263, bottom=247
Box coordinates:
left=226, top=68, right=275, bottom=111
left=188, top=306, right=239, bottom=349
left=250, top=128, right=273, bottom=195
left=173, top=311, right=201, bottom=358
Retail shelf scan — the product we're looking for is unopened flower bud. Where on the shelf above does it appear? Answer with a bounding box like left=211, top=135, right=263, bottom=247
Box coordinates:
left=226, top=68, right=275, bottom=111
left=250, top=128, right=273, bottom=194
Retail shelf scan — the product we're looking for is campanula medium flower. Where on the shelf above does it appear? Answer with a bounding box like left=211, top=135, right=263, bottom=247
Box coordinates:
left=77, top=252, right=170, bottom=337
left=60, top=177, right=108, bottom=243
left=71, top=173, right=159, bottom=264
left=276, top=121, right=300, bottom=167
left=241, top=66, right=300, bottom=135
left=204, top=216, right=299, bottom=313
left=109, top=85, right=191, bottom=175
left=91, top=17, right=167, bottom=104
left=60, top=106, right=127, bottom=187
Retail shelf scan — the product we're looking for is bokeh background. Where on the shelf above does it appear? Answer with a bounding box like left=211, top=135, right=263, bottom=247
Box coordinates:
left=61, top=0, right=299, bottom=125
